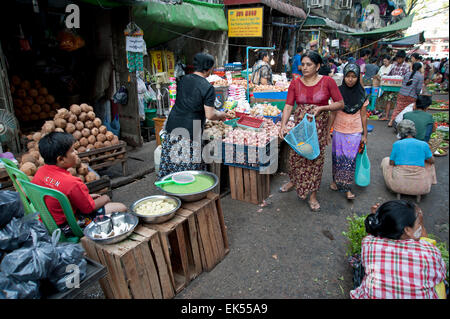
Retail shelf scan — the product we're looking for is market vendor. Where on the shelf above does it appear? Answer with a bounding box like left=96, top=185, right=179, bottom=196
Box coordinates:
left=278, top=51, right=344, bottom=212
left=381, top=119, right=437, bottom=198
left=251, top=51, right=273, bottom=85
left=291, top=46, right=303, bottom=80
left=350, top=200, right=446, bottom=299
left=158, top=53, right=228, bottom=179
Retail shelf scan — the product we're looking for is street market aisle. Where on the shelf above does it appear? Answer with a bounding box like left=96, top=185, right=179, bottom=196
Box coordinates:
left=80, top=118, right=449, bottom=299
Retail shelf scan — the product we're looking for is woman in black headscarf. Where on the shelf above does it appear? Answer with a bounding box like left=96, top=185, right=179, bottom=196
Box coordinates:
left=328, top=63, right=369, bottom=200
left=158, top=53, right=228, bottom=178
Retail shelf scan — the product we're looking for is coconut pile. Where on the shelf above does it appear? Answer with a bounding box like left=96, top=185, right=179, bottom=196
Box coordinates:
left=10, top=76, right=60, bottom=122
left=20, top=103, right=122, bottom=183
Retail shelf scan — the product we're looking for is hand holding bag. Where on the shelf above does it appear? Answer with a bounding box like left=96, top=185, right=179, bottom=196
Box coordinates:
left=355, top=143, right=371, bottom=187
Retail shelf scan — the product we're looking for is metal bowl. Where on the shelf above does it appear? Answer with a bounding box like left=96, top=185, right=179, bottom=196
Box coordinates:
left=130, top=195, right=181, bottom=223
left=155, top=170, right=218, bottom=202
left=83, top=212, right=138, bottom=245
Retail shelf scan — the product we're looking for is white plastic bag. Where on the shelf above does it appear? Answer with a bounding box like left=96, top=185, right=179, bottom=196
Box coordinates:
left=394, top=103, right=414, bottom=125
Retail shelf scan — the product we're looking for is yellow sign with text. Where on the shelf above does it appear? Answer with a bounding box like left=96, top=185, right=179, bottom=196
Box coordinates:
left=150, top=50, right=164, bottom=73
left=228, top=7, right=263, bottom=38
left=163, top=51, right=175, bottom=77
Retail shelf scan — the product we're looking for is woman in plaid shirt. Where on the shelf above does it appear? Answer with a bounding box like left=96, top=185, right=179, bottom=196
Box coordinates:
left=350, top=200, right=446, bottom=299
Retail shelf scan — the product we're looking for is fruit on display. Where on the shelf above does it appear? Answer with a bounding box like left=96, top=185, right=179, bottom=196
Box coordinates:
left=249, top=103, right=281, bottom=116
left=204, top=120, right=233, bottom=141
left=18, top=103, right=122, bottom=182
left=10, top=76, right=60, bottom=122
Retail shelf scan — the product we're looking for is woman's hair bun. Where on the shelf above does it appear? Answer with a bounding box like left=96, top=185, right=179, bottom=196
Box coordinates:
left=365, top=214, right=380, bottom=235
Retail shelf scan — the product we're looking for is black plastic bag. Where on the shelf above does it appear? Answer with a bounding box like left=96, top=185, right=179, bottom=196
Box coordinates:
left=0, top=217, right=30, bottom=251
left=112, top=86, right=128, bottom=105
left=0, top=213, right=50, bottom=252
left=48, top=230, right=87, bottom=292
left=0, top=272, right=40, bottom=299
left=0, top=230, right=58, bottom=282
left=0, top=190, right=25, bottom=228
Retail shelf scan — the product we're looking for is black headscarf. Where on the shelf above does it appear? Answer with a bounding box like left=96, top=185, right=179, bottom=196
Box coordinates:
left=339, top=63, right=367, bottom=114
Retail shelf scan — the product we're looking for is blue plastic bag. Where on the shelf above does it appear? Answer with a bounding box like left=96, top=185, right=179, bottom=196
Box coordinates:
left=284, top=114, right=320, bottom=160
left=355, top=144, right=371, bottom=187
left=104, top=114, right=120, bottom=137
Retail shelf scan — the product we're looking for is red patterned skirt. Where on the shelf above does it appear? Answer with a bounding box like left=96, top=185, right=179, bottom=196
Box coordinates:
left=288, top=104, right=329, bottom=199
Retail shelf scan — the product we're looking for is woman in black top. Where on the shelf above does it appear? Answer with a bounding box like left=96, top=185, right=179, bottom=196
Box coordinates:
left=158, top=53, right=227, bottom=178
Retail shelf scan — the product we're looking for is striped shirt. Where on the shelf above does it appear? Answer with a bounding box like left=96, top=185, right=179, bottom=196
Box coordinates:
left=399, top=71, right=424, bottom=99
left=388, top=62, right=410, bottom=77
left=350, top=235, right=446, bottom=299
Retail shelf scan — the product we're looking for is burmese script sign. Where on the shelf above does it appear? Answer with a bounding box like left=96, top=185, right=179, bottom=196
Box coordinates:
left=228, top=7, right=263, bottom=38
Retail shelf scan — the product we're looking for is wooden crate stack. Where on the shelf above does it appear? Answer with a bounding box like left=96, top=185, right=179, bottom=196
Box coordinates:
left=81, top=192, right=229, bottom=299
left=228, top=166, right=270, bottom=205
left=78, top=141, right=128, bottom=176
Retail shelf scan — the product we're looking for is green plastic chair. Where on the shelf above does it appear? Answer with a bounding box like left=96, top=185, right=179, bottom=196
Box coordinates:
left=0, top=158, right=36, bottom=215
left=17, top=178, right=83, bottom=243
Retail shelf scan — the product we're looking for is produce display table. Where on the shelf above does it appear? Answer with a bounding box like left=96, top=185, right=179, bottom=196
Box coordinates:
left=380, top=85, right=401, bottom=93
left=78, top=141, right=128, bottom=176
left=81, top=192, right=229, bottom=299
left=252, top=91, right=288, bottom=111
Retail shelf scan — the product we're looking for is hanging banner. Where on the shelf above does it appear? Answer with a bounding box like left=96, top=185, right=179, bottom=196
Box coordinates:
left=163, top=51, right=175, bottom=77
left=228, top=7, right=263, bottom=38
left=331, top=39, right=339, bottom=47
left=150, top=50, right=164, bottom=73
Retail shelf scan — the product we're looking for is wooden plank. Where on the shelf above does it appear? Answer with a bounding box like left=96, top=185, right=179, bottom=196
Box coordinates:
left=175, top=226, right=190, bottom=291
left=249, top=169, right=258, bottom=204
left=243, top=168, right=251, bottom=203
left=207, top=201, right=225, bottom=262
left=78, top=141, right=126, bottom=157
left=121, top=250, right=148, bottom=299
left=127, top=234, right=155, bottom=299
left=81, top=237, right=114, bottom=299
left=98, top=246, right=127, bottom=298
left=215, top=197, right=230, bottom=254
left=228, top=166, right=237, bottom=200
left=203, top=205, right=219, bottom=266
left=235, top=166, right=244, bottom=201
left=176, top=209, right=202, bottom=278
left=150, top=235, right=175, bottom=299
left=196, top=207, right=216, bottom=271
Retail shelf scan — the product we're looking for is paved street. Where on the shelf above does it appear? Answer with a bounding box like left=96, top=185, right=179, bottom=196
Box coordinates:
left=80, top=100, right=449, bottom=299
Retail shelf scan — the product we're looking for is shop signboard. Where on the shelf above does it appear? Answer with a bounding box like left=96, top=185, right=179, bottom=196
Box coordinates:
left=163, top=51, right=175, bottom=77
left=331, top=39, right=339, bottom=47
left=150, top=50, right=164, bottom=73
left=228, top=7, right=263, bottom=38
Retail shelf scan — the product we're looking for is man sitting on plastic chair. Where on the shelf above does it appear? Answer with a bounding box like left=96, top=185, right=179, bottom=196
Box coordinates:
left=31, top=132, right=127, bottom=237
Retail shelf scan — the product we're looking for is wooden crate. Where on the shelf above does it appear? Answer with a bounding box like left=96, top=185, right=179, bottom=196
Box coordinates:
left=81, top=225, right=175, bottom=299
left=228, top=166, right=270, bottom=205
left=78, top=141, right=128, bottom=176
left=144, top=214, right=203, bottom=294
left=85, top=175, right=112, bottom=198
left=0, top=168, right=13, bottom=191
left=181, top=192, right=230, bottom=272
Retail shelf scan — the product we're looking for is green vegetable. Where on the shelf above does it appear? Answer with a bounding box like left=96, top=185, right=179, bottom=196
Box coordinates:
left=342, top=214, right=368, bottom=257
left=427, top=234, right=449, bottom=283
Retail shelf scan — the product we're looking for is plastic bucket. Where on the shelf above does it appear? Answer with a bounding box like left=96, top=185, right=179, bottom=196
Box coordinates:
left=144, top=109, right=157, bottom=127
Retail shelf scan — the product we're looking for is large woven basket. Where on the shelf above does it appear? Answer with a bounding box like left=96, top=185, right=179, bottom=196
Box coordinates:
left=429, top=133, right=443, bottom=154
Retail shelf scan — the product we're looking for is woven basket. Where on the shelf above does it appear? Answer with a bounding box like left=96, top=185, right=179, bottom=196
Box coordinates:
left=429, top=133, right=443, bottom=154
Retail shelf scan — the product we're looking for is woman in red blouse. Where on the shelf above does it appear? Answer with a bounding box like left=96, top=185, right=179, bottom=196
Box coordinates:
left=279, top=51, right=344, bottom=211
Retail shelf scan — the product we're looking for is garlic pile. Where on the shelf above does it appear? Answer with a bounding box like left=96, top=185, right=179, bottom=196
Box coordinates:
left=204, top=120, right=233, bottom=141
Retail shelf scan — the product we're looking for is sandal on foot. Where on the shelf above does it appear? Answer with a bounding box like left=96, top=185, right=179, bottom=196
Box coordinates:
left=308, top=200, right=321, bottom=212
left=330, top=183, right=338, bottom=191
left=346, top=193, right=356, bottom=200
left=279, top=185, right=294, bottom=193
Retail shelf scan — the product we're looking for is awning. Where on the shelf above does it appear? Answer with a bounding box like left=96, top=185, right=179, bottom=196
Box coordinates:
left=348, top=13, right=415, bottom=38
left=133, top=0, right=228, bottom=47
left=384, top=31, right=425, bottom=47
left=408, top=48, right=429, bottom=55
left=301, top=16, right=360, bottom=33
left=223, top=0, right=306, bottom=19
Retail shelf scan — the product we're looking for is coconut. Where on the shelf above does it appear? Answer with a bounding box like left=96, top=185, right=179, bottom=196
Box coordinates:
left=72, top=130, right=82, bottom=140
left=81, top=128, right=91, bottom=137
left=90, top=127, right=99, bottom=136
left=111, top=136, right=120, bottom=145
left=30, top=150, right=40, bottom=161
left=32, top=132, right=42, bottom=142
left=105, top=131, right=115, bottom=141
left=93, top=118, right=102, bottom=128
left=55, top=128, right=64, bottom=133
left=24, top=97, right=34, bottom=106
left=78, top=112, right=88, bottom=122
left=39, top=112, right=48, bottom=120
left=21, top=153, right=37, bottom=165
left=13, top=99, right=23, bottom=108
left=73, top=141, right=80, bottom=150
left=56, top=108, right=69, bottom=120
left=20, top=162, right=37, bottom=176
left=80, top=103, right=90, bottom=113
left=65, top=123, right=76, bottom=134
left=28, top=89, right=38, bottom=98
left=103, top=140, right=112, bottom=147
left=86, top=144, right=95, bottom=151
left=30, top=114, right=39, bottom=121
left=11, top=75, right=21, bottom=86
left=68, top=113, right=77, bottom=124
left=85, top=172, right=98, bottom=183
left=75, top=121, right=84, bottom=131
left=87, top=111, right=96, bottom=121
left=96, top=133, right=106, bottom=143
left=94, top=141, right=103, bottom=149
left=27, top=141, right=36, bottom=150
left=16, top=89, right=27, bottom=98
left=45, top=95, right=55, bottom=104
left=23, top=106, right=32, bottom=115
left=34, top=80, right=42, bottom=88
left=54, top=118, right=67, bottom=129
left=70, top=104, right=82, bottom=115
left=20, top=80, right=31, bottom=90
left=38, top=87, right=48, bottom=96
left=67, top=167, right=77, bottom=176
left=49, top=111, right=56, bottom=118
left=87, top=135, right=96, bottom=145
left=99, top=125, right=107, bottom=134
left=79, top=137, right=88, bottom=146
left=78, top=146, right=86, bottom=153
left=38, top=157, right=45, bottom=166
left=84, top=120, right=94, bottom=129
left=42, top=104, right=51, bottom=113
left=31, top=104, right=41, bottom=113
left=35, top=96, right=46, bottom=105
